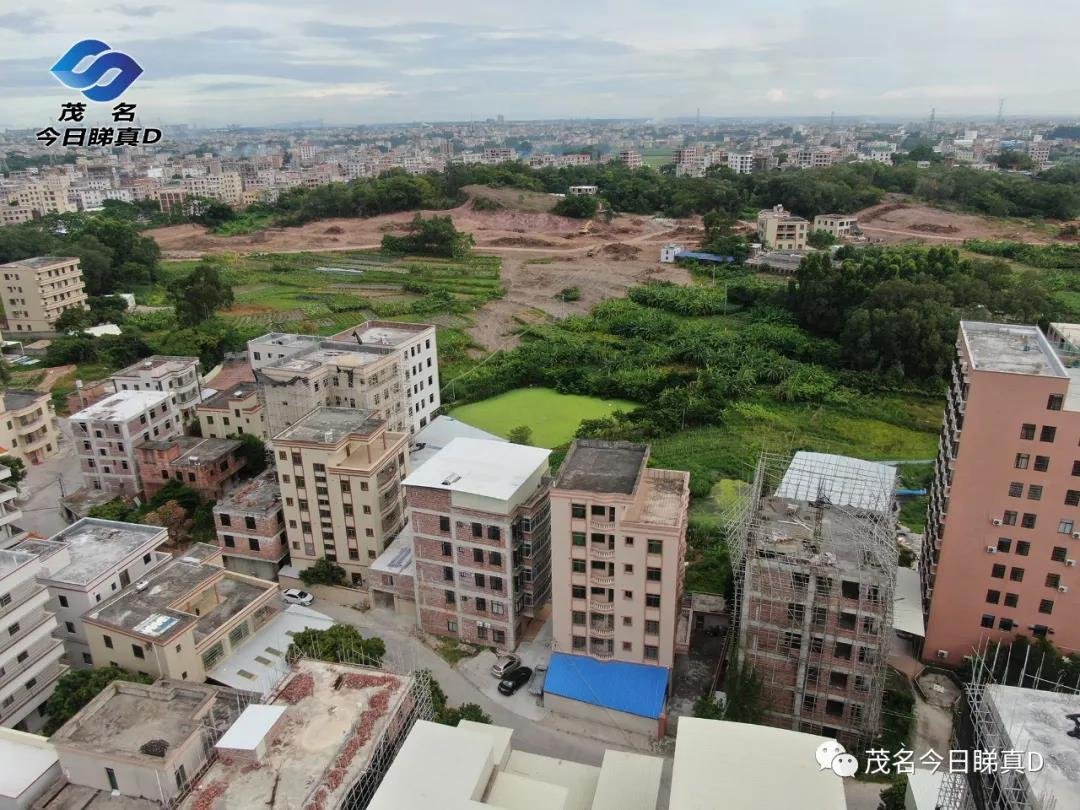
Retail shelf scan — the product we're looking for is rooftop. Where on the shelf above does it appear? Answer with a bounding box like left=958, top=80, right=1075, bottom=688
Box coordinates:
left=554, top=440, right=647, bottom=496
left=30, top=518, right=166, bottom=587
left=50, top=679, right=235, bottom=762
left=984, top=684, right=1080, bottom=810
left=186, top=660, right=410, bottom=810
left=137, top=436, right=241, bottom=466
left=1, top=388, right=47, bottom=411
left=31, top=782, right=158, bottom=810
left=70, top=389, right=170, bottom=423
left=0, top=728, right=57, bottom=802
left=668, top=718, right=847, bottom=810
left=776, top=452, right=896, bottom=515
left=0, top=547, right=38, bottom=581
left=273, top=406, right=386, bottom=444
left=214, top=470, right=281, bottom=516
left=0, top=256, right=77, bottom=271
left=198, top=381, right=259, bottom=411
left=330, top=319, right=431, bottom=347
left=544, top=653, right=668, bottom=720
left=410, top=415, right=505, bottom=469
left=623, top=468, right=689, bottom=527
left=403, top=437, right=550, bottom=503
left=370, top=525, right=415, bottom=579
left=113, top=355, right=198, bottom=379
left=960, top=321, right=1067, bottom=378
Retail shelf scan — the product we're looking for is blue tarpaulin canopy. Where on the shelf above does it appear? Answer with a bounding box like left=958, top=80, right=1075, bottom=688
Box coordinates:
left=544, top=652, right=669, bottom=719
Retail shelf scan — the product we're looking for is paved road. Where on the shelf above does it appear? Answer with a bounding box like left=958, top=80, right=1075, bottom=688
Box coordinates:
left=18, top=418, right=83, bottom=538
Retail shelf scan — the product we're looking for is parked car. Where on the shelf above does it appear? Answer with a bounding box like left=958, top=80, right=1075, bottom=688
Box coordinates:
left=490, top=654, right=522, bottom=678
left=527, top=664, right=547, bottom=697
left=498, top=666, right=533, bottom=696
left=281, top=588, right=314, bottom=606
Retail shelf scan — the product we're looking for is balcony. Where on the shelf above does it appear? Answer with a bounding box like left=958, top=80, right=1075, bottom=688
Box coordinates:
left=590, top=625, right=614, bottom=638
left=590, top=519, right=616, bottom=531
left=0, top=582, right=45, bottom=621
left=589, top=600, right=614, bottom=613
left=590, top=649, right=614, bottom=660
left=0, top=637, right=63, bottom=690
left=590, top=548, right=615, bottom=560
left=0, top=660, right=68, bottom=727
left=590, top=574, right=615, bottom=586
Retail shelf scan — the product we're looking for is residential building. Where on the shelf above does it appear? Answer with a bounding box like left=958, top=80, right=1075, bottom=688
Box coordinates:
left=618, top=148, right=643, bottom=169
left=813, top=214, right=859, bottom=240
left=757, top=204, right=809, bottom=251
left=482, top=147, right=517, bottom=163
left=196, top=381, right=266, bottom=439
left=81, top=544, right=280, bottom=682
left=0, top=257, right=87, bottom=333
left=922, top=321, right=1080, bottom=664
left=0, top=727, right=60, bottom=810
left=156, top=187, right=190, bottom=215
left=0, top=207, right=35, bottom=227
left=0, top=464, right=28, bottom=550
left=796, top=148, right=839, bottom=168
left=733, top=452, right=897, bottom=749
left=250, top=320, right=439, bottom=436
left=549, top=439, right=689, bottom=677
left=408, top=437, right=552, bottom=650
left=135, top=436, right=244, bottom=501
left=44, top=679, right=244, bottom=807
left=70, top=390, right=181, bottom=497
left=659, top=243, right=684, bottom=263
left=213, top=470, right=287, bottom=581
left=273, top=408, right=409, bottom=586
left=0, top=390, right=59, bottom=465
left=1027, top=141, right=1051, bottom=169
left=13, top=520, right=169, bottom=668
left=369, top=528, right=416, bottom=614
left=9, top=181, right=73, bottom=216
left=111, top=355, right=202, bottom=424
left=369, top=719, right=664, bottom=810
left=0, top=549, right=67, bottom=733
left=567, top=185, right=598, bottom=196
left=727, top=152, right=755, bottom=174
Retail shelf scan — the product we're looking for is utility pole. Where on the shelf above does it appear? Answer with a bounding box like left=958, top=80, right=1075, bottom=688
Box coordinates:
left=928, top=107, right=936, bottom=136
left=996, top=98, right=1005, bottom=129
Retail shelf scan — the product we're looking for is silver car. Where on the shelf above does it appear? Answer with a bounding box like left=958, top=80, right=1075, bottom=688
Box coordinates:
left=490, top=653, right=521, bottom=678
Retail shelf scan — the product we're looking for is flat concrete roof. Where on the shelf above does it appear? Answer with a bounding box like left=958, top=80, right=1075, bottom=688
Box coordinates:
left=370, top=524, right=415, bottom=578
left=32, top=782, right=159, bottom=810
left=0, top=256, right=77, bottom=271
left=590, top=749, right=664, bottom=810
left=776, top=452, right=896, bottom=515
left=198, top=381, right=258, bottom=410
left=113, top=355, right=198, bottom=378
left=138, top=436, right=239, bottom=465
left=668, top=718, right=847, bottom=810
left=330, top=320, right=431, bottom=347
left=213, top=704, right=286, bottom=752
left=71, top=389, right=169, bottom=422
left=35, top=519, right=166, bottom=586
left=624, top=468, right=689, bottom=527
left=0, top=548, right=38, bottom=581
left=961, top=321, right=1067, bottom=378
left=554, top=440, right=646, bottom=495
left=411, top=415, right=505, bottom=469
left=0, top=729, right=57, bottom=801
left=1, top=388, right=47, bottom=411
left=404, top=437, right=550, bottom=502
left=214, top=469, right=281, bottom=516
left=894, top=566, right=925, bottom=637
left=274, top=406, right=385, bottom=444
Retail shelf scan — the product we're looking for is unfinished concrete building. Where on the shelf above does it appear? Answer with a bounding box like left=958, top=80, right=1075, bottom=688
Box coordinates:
left=730, top=452, right=898, bottom=749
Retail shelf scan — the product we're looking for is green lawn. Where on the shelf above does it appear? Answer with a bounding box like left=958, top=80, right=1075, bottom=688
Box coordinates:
left=449, top=388, right=639, bottom=448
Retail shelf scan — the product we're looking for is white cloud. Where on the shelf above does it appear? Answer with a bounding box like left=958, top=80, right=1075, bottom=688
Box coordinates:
left=765, top=88, right=787, bottom=103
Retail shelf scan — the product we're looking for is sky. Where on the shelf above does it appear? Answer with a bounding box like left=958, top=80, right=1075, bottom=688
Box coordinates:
left=1, top=0, right=1079, bottom=128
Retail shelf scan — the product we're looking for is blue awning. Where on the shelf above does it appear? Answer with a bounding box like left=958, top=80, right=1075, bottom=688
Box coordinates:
left=545, top=652, right=669, bottom=719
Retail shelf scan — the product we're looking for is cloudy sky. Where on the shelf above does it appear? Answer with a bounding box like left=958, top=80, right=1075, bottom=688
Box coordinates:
left=2, top=0, right=1078, bottom=128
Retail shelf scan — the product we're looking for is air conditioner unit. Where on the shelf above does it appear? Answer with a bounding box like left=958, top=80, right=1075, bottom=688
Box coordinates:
left=1072, top=532, right=1080, bottom=539
left=936, top=650, right=949, bottom=659
left=1058, top=585, right=1069, bottom=593
left=1067, top=559, right=1077, bottom=567
left=991, top=518, right=1003, bottom=526
left=985, top=546, right=997, bottom=554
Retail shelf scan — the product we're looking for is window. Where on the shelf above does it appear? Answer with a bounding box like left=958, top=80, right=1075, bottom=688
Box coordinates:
left=219, top=514, right=231, bottom=526
left=444, top=590, right=456, bottom=605
left=1020, top=423, right=1036, bottom=440
left=106, top=768, right=118, bottom=791
left=997, top=538, right=1012, bottom=553
left=572, top=585, right=586, bottom=599
left=572, top=635, right=586, bottom=650
left=571, top=504, right=586, bottom=519
left=1016, top=541, right=1031, bottom=556
left=647, top=539, right=663, bottom=554
left=1041, top=425, right=1057, bottom=442
left=245, top=516, right=256, bottom=530
left=572, top=560, right=586, bottom=573
left=103, top=635, right=113, bottom=648
left=132, top=644, right=145, bottom=659
left=248, top=538, right=260, bottom=552
left=1052, top=546, right=1068, bottom=562
left=443, top=566, right=454, bottom=581
left=1004, top=593, right=1019, bottom=608
left=1028, top=485, right=1043, bottom=501
left=1021, top=513, right=1037, bottom=529
left=490, top=576, right=503, bottom=592
left=1067, top=490, right=1080, bottom=506
left=1003, top=511, right=1018, bottom=526
left=646, top=567, right=662, bottom=581
left=572, top=611, right=585, bottom=625
left=1073, top=460, right=1080, bottom=477
left=1008, top=482, right=1023, bottom=498
left=223, top=535, right=235, bottom=548
left=1009, top=567, right=1025, bottom=582
left=447, top=620, right=458, bottom=633
left=572, top=532, right=586, bottom=547
left=1059, top=520, right=1074, bottom=534
left=439, top=516, right=450, bottom=532
left=475, top=597, right=486, bottom=612
left=980, top=614, right=995, bottom=628
left=58, top=594, right=68, bottom=607
left=644, top=645, right=659, bottom=660
left=471, top=523, right=482, bottom=538
left=1035, top=456, right=1051, bottom=472
left=1046, top=573, right=1061, bottom=588
left=1039, top=599, right=1055, bottom=615
left=474, top=573, right=486, bottom=588
left=1000, top=618, right=1015, bottom=631
left=65, top=621, right=75, bottom=633
left=645, top=594, right=661, bottom=608
left=1049, top=394, right=1064, bottom=411
left=1015, top=453, right=1030, bottom=470
left=991, top=564, right=1006, bottom=578
left=623, top=616, right=632, bottom=626
left=487, top=526, right=500, bottom=541
left=473, top=548, right=484, bottom=563
left=986, top=589, right=1001, bottom=604
left=489, top=551, right=502, bottom=566
left=441, top=541, right=452, bottom=557
left=645, top=619, right=660, bottom=635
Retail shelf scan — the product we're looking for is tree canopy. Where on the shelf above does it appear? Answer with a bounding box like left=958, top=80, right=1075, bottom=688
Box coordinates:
left=167, top=261, right=235, bottom=326
left=288, top=624, right=386, bottom=666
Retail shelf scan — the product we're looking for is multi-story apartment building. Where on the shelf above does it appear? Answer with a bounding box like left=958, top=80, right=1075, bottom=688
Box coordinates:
left=135, top=436, right=245, bottom=501
left=0, top=206, right=35, bottom=227
left=618, top=148, right=643, bottom=169
left=197, top=381, right=266, bottom=439
left=796, top=148, right=839, bottom=168
left=813, top=214, right=859, bottom=240
left=0, top=257, right=87, bottom=332
left=0, top=389, right=60, bottom=465
left=250, top=320, right=438, bottom=436
left=0, top=548, right=67, bottom=732
left=213, top=470, right=287, bottom=581
left=70, top=390, right=182, bottom=497
left=921, top=321, right=1080, bottom=665
left=156, top=187, right=190, bottom=215
left=408, top=437, right=552, bottom=650
left=758, top=205, right=809, bottom=251
left=733, top=452, right=897, bottom=749
left=273, top=408, right=409, bottom=586
left=0, top=464, right=28, bottom=549
left=727, top=153, right=756, bottom=175
left=10, top=180, right=73, bottom=215
left=14, top=520, right=170, bottom=668
left=81, top=544, right=279, bottom=681
left=111, top=355, right=202, bottom=424
left=549, top=440, right=689, bottom=670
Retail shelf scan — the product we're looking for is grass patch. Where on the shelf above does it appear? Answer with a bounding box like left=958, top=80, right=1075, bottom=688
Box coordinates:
left=449, top=387, right=639, bottom=448
left=434, top=638, right=482, bottom=665
left=691, top=478, right=748, bottom=528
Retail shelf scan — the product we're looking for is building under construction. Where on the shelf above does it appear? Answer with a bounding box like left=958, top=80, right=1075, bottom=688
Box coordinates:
left=729, top=452, right=898, bottom=749
left=937, top=639, right=1080, bottom=810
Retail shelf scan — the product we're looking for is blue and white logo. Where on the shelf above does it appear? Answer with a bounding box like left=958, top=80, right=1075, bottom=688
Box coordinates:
left=50, top=39, right=143, bottom=102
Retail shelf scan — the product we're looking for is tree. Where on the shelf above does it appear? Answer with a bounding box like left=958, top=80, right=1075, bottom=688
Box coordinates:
left=167, top=261, right=234, bottom=326
left=288, top=624, right=386, bottom=666
left=417, top=669, right=491, bottom=726
left=506, top=425, right=533, bottom=445
left=235, top=433, right=268, bottom=477
left=299, top=557, right=348, bottom=587
left=143, top=500, right=192, bottom=545
left=723, top=658, right=764, bottom=724
left=380, top=214, right=475, bottom=259
left=553, top=193, right=599, bottom=218
left=807, top=229, right=837, bottom=249
left=44, top=666, right=154, bottom=734
left=53, top=305, right=92, bottom=333
left=193, top=199, right=237, bottom=229
left=0, top=455, right=26, bottom=487
left=878, top=777, right=907, bottom=810
left=87, top=497, right=137, bottom=522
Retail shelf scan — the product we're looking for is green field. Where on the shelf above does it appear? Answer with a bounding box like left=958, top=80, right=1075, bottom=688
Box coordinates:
left=449, top=388, right=639, bottom=448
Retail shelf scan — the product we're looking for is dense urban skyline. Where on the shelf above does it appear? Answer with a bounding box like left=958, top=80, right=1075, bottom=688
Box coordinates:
left=2, top=0, right=1080, bottom=128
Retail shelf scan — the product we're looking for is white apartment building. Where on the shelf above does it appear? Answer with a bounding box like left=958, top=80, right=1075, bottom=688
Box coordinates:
left=14, top=520, right=170, bottom=669
left=70, top=390, right=182, bottom=497
left=180, top=172, right=244, bottom=207
left=727, top=153, right=755, bottom=175
left=0, top=257, right=87, bottom=333
left=567, top=185, right=598, bottom=196
left=111, top=355, right=202, bottom=424
left=758, top=205, right=809, bottom=251
left=0, top=548, right=67, bottom=733
left=0, top=464, right=28, bottom=550
left=813, top=214, right=859, bottom=240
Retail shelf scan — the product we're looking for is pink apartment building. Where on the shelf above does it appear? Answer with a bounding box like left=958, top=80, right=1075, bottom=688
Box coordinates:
left=213, top=470, right=288, bottom=581
left=922, top=321, right=1080, bottom=664
left=549, top=440, right=690, bottom=670
left=136, top=436, right=244, bottom=502
left=70, top=390, right=182, bottom=497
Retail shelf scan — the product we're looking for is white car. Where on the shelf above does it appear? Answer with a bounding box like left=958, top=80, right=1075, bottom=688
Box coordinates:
left=281, top=588, right=314, bottom=606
